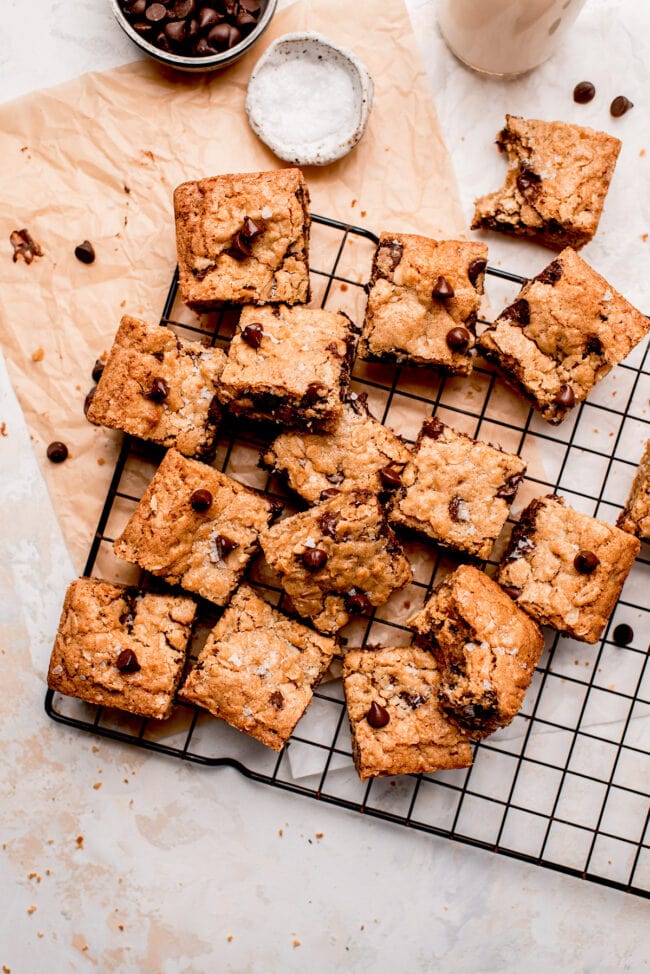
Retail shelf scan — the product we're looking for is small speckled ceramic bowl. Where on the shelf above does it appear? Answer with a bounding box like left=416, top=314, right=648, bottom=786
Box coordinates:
left=109, top=0, right=277, bottom=73
left=245, top=31, right=374, bottom=166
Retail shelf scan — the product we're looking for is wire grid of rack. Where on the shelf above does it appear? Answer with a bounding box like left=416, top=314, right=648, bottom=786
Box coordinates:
left=45, top=214, right=649, bottom=898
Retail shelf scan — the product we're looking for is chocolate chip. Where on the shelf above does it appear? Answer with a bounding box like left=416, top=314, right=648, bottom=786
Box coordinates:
left=318, top=512, right=339, bottom=540
left=214, top=534, right=238, bottom=560
left=326, top=472, right=344, bottom=485
left=302, top=548, right=328, bottom=572
left=610, top=95, right=633, bottom=117
left=227, top=230, right=253, bottom=259
left=169, top=0, right=195, bottom=16
left=320, top=488, right=341, bottom=501
left=554, top=383, right=575, bottom=408
left=236, top=10, right=257, bottom=30
left=574, top=550, right=600, bottom=574
left=164, top=19, right=186, bottom=42
left=612, top=623, right=634, bottom=646
left=208, top=394, right=221, bottom=424
left=303, top=383, right=325, bottom=406
left=194, top=36, right=217, bottom=55
left=240, top=0, right=261, bottom=12
left=378, top=466, right=402, bottom=490
left=146, top=377, right=169, bottom=402
left=496, top=472, right=524, bottom=502
left=269, top=690, right=284, bottom=709
left=47, top=441, right=68, bottom=463
left=585, top=335, right=603, bottom=356
left=421, top=417, right=445, bottom=439
left=241, top=322, right=263, bottom=349
left=366, top=701, right=390, bottom=728
left=381, top=239, right=403, bottom=271
left=448, top=496, right=464, bottom=522
left=516, top=169, right=542, bottom=194
left=74, top=240, right=95, bottom=264
left=505, top=298, right=530, bottom=325
left=84, top=387, right=97, bottom=417
left=346, top=591, right=372, bottom=614
left=573, top=81, right=595, bottom=104
left=10, top=228, right=43, bottom=265
left=468, top=258, right=487, bottom=286
left=126, top=0, right=147, bottom=15
left=208, top=22, right=241, bottom=50
left=198, top=6, right=221, bottom=28
left=145, top=2, right=167, bottom=20
left=241, top=215, right=265, bottom=240
left=446, top=326, right=471, bottom=352
left=432, top=275, right=455, bottom=299
left=501, top=585, right=522, bottom=600
left=190, top=488, right=213, bottom=512
left=91, top=359, right=105, bottom=382
left=536, top=259, right=563, bottom=286
left=398, top=690, right=426, bottom=710
left=116, top=648, right=141, bottom=673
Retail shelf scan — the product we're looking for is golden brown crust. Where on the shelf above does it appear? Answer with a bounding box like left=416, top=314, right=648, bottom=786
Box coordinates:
left=617, top=440, right=650, bottom=541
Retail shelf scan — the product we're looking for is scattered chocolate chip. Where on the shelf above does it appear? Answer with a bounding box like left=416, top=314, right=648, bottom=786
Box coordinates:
left=501, top=585, right=522, bottom=600
left=573, top=80, right=595, bottom=104
left=554, top=383, right=575, bottom=409
left=378, top=466, right=402, bottom=490
left=446, top=326, right=471, bottom=353
left=468, top=257, right=487, bottom=286
left=398, top=690, right=426, bottom=709
left=610, top=95, right=633, bottom=117
left=612, top=623, right=634, bottom=646
left=269, top=690, right=284, bottom=709
left=302, top=548, right=328, bottom=572
left=346, top=591, right=372, bottom=614
left=214, top=534, right=238, bottom=560
left=146, top=377, right=169, bottom=402
left=496, top=472, right=524, bottom=502
left=241, top=322, right=263, bottom=348
left=517, top=169, right=542, bottom=194
left=505, top=298, right=530, bottom=325
left=116, top=648, right=141, bottom=673
left=366, top=701, right=390, bottom=728
left=190, top=488, right=213, bottom=512
left=91, top=359, right=105, bottom=383
left=431, top=275, right=455, bottom=299
left=574, top=550, right=600, bottom=574
left=74, top=240, right=95, bottom=264
left=320, top=488, right=340, bottom=501
left=318, top=512, right=339, bottom=540
left=10, top=228, right=43, bottom=265
left=422, top=417, right=445, bottom=439
left=84, top=387, right=97, bottom=418
left=47, top=441, right=68, bottom=463
left=536, top=259, right=563, bottom=286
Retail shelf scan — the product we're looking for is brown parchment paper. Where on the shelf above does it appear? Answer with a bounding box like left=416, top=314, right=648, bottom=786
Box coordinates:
left=0, top=0, right=465, bottom=572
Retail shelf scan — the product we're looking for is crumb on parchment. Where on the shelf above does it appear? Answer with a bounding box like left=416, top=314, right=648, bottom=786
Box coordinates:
left=31, top=347, right=44, bottom=362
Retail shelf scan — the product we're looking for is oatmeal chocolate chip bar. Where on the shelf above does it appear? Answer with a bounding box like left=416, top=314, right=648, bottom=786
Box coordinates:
left=217, top=304, right=359, bottom=430
left=260, top=392, right=411, bottom=504
left=472, top=115, right=621, bottom=250
left=478, top=248, right=650, bottom=424
left=180, top=585, right=336, bottom=751
left=174, top=168, right=310, bottom=310
left=47, top=578, right=196, bottom=720
left=408, top=565, right=544, bottom=739
left=359, top=233, right=488, bottom=375
left=86, top=314, right=226, bottom=459
left=388, top=417, right=526, bottom=559
left=113, top=449, right=279, bottom=607
left=617, top=440, right=650, bottom=542
left=497, top=495, right=640, bottom=644
left=342, top=644, right=473, bottom=780
left=259, top=490, right=413, bottom=634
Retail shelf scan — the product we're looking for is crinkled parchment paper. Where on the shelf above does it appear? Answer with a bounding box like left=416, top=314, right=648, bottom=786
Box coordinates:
left=0, top=0, right=465, bottom=571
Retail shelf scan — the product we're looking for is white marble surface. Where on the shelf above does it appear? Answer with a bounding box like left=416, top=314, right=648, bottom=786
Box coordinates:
left=1, top=2, right=648, bottom=972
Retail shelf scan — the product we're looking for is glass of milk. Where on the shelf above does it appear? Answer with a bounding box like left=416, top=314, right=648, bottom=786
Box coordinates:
left=437, top=0, right=588, bottom=76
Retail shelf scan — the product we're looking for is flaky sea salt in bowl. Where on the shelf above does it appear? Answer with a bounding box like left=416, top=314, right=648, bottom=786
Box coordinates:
left=246, top=31, right=374, bottom=166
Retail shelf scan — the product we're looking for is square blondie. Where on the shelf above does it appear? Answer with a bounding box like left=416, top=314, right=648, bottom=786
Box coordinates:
left=174, top=168, right=310, bottom=310
left=47, top=578, right=196, bottom=720
left=478, top=248, right=650, bottom=424
left=217, top=304, right=359, bottom=429
left=359, top=234, right=488, bottom=375
left=342, top=644, right=473, bottom=780
left=180, top=585, right=336, bottom=751
left=389, top=417, right=526, bottom=559
left=114, top=449, right=279, bottom=606
left=86, top=315, right=226, bottom=459
left=497, top=495, right=640, bottom=643
left=472, top=115, right=621, bottom=250
left=261, top=392, right=411, bottom=503
left=259, top=490, right=413, bottom=634
left=408, top=566, right=544, bottom=739
left=617, top=440, right=650, bottom=542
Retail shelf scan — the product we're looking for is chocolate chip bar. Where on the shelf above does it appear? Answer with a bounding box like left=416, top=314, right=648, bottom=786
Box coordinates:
left=497, top=495, right=640, bottom=643
left=113, top=449, right=279, bottom=607
left=261, top=392, right=411, bottom=504
left=259, top=490, right=413, bottom=634
left=472, top=115, right=621, bottom=250
left=342, top=644, right=473, bottom=780
left=47, top=578, right=196, bottom=720
left=174, top=168, right=310, bottom=309
left=180, top=585, right=336, bottom=751
left=86, top=314, right=226, bottom=459
left=617, top=440, right=650, bottom=542
left=359, top=233, right=488, bottom=375
left=217, top=304, right=359, bottom=430
left=478, top=248, right=650, bottom=424
left=408, top=566, right=544, bottom=739
left=389, top=417, right=526, bottom=559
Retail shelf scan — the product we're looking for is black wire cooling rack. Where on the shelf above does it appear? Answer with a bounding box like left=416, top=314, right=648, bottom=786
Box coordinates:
left=45, top=214, right=649, bottom=898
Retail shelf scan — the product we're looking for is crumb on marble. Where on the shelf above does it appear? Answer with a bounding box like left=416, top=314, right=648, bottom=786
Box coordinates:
left=278, top=829, right=283, bottom=837
left=1, top=423, right=7, bottom=437
left=227, top=935, right=233, bottom=943
left=75, top=835, right=84, bottom=848
left=93, top=782, right=102, bottom=790
left=315, top=832, right=324, bottom=839
left=292, top=940, right=301, bottom=948
left=27, top=906, right=36, bottom=916
left=641, top=233, right=648, bottom=243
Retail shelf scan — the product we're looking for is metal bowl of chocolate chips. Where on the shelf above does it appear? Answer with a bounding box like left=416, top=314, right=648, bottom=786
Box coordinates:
left=111, top=0, right=277, bottom=72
